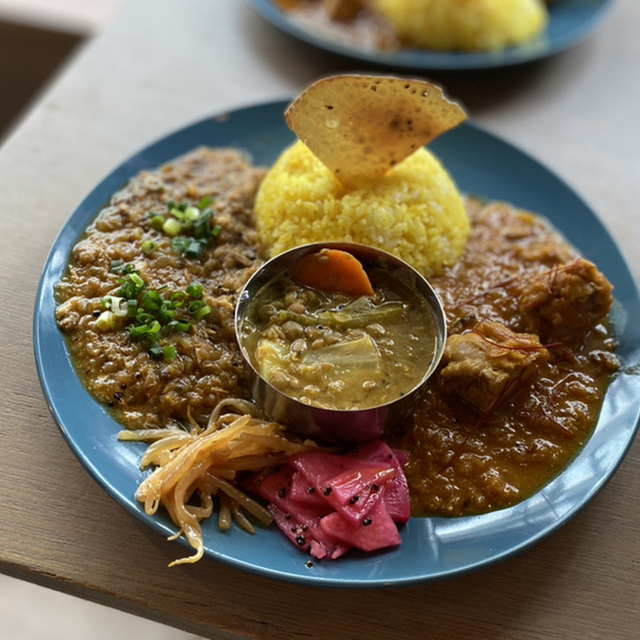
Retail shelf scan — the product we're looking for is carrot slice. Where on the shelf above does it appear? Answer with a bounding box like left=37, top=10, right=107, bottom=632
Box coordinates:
left=291, top=249, right=374, bottom=297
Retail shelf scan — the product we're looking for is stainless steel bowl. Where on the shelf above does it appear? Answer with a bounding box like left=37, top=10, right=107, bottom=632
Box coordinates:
left=235, top=242, right=447, bottom=444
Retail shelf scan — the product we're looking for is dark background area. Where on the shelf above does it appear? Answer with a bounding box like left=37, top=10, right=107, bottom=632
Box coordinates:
left=0, top=19, right=82, bottom=140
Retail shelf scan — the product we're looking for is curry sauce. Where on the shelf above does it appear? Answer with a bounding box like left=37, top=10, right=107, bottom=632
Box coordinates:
left=394, top=199, right=618, bottom=516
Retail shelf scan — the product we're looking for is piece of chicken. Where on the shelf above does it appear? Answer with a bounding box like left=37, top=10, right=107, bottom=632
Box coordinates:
left=518, top=258, right=613, bottom=343
left=440, top=321, right=549, bottom=412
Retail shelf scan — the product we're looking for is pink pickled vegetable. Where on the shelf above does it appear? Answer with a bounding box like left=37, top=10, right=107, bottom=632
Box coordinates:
left=248, top=441, right=411, bottom=560
left=320, top=501, right=402, bottom=553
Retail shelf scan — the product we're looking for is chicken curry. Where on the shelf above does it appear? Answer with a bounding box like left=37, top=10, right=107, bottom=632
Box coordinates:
left=393, top=198, right=618, bottom=516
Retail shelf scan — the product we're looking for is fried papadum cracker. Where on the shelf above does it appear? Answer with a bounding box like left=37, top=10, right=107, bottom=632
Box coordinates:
left=285, top=75, right=466, bottom=188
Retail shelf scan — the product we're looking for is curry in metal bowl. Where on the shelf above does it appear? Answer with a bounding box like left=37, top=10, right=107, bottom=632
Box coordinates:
left=235, top=242, right=446, bottom=441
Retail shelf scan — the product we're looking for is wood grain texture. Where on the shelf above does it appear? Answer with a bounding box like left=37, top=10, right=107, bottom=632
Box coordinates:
left=0, top=1, right=639, bottom=639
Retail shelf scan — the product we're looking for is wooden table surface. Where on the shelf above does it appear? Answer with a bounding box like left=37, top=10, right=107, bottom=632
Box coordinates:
left=1, top=1, right=639, bottom=638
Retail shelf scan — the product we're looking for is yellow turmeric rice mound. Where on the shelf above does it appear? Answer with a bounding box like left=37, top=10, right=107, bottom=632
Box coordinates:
left=254, top=141, right=470, bottom=278
left=372, top=0, right=548, bottom=52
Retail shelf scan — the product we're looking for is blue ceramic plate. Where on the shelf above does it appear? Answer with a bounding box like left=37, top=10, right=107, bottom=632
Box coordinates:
left=247, top=0, right=615, bottom=70
left=34, top=101, right=640, bottom=588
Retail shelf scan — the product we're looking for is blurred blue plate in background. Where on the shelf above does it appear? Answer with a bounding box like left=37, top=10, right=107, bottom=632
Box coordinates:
left=247, top=0, right=615, bottom=70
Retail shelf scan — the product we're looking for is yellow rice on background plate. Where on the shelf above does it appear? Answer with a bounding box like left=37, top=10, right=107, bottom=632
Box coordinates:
left=254, top=141, right=470, bottom=278
left=372, top=0, right=548, bottom=52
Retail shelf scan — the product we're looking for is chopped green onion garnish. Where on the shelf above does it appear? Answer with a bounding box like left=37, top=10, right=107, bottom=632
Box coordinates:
left=149, top=345, right=164, bottom=359
left=136, top=311, right=155, bottom=325
left=198, top=195, right=213, bottom=210
left=172, top=236, right=189, bottom=253
left=150, top=215, right=165, bottom=230
left=166, top=319, right=191, bottom=333
left=157, top=306, right=176, bottom=323
left=162, top=217, right=182, bottom=237
left=141, top=239, right=158, bottom=255
left=117, top=281, right=136, bottom=299
left=129, top=326, right=148, bottom=339
left=184, top=206, right=201, bottom=221
left=96, top=310, right=117, bottom=331
left=148, top=320, right=161, bottom=335
left=142, top=290, right=162, bottom=312
left=115, top=268, right=146, bottom=299
left=111, top=259, right=124, bottom=273
left=110, top=297, right=128, bottom=317
left=163, top=346, right=177, bottom=360
left=195, top=304, right=211, bottom=321
left=185, top=240, right=206, bottom=260
left=188, top=300, right=203, bottom=314
left=186, top=282, right=203, bottom=299
left=193, top=210, right=213, bottom=240
left=172, top=236, right=206, bottom=259
left=102, top=267, right=211, bottom=358
left=130, top=273, right=145, bottom=288
left=152, top=201, right=221, bottom=260
left=102, top=296, right=124, bottom=316
left=122, top=263, right=139, bottom=275
left=171, top=291, right=186, bottom=307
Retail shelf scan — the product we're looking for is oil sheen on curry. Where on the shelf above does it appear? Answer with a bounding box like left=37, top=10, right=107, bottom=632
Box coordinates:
left=55, top=148, right=619, bottom=519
